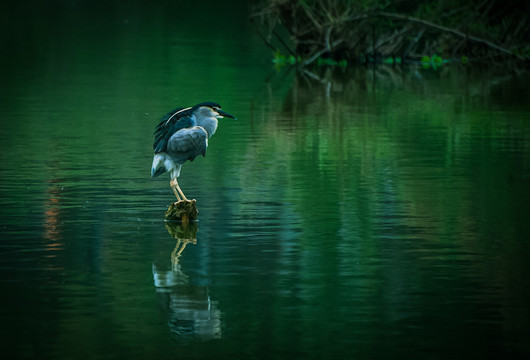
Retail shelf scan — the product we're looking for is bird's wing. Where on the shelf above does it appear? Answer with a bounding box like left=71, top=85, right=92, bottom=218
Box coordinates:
left=153, top=107, right=195, bottom=153
left=166, top=126, right=208, bottom=164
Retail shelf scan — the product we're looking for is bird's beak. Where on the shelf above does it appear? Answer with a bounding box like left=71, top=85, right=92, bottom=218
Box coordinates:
left=217, top=109, right=236, bottom=120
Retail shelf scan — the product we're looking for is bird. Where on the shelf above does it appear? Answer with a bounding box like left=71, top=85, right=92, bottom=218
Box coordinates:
left=151, top=101, right=235, bottom=201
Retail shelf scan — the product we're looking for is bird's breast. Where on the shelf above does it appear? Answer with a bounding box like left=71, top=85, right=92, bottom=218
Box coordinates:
left=196, top=116, right=218, bottom=138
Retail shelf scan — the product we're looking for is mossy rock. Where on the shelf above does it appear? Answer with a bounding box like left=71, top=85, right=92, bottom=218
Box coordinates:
left=164, top=200, right=198, bottom=223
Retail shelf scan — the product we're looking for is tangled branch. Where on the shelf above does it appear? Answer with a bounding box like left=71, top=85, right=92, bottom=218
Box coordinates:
left=252, top=0, right=530, bottom=67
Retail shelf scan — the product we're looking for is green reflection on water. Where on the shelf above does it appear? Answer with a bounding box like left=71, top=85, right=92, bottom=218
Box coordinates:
left=1, top=1, right=530, bottom=359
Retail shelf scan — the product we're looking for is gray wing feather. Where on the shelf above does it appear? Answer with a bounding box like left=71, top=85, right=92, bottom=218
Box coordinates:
left=166, top=126, right=208, bottom=164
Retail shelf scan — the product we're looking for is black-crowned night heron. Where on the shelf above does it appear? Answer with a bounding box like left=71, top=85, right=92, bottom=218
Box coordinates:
left=151, top=101, right=235, bottom=201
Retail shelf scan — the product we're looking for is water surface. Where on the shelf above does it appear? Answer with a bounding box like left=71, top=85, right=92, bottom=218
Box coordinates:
left=1, top=1, right=529, bottom=359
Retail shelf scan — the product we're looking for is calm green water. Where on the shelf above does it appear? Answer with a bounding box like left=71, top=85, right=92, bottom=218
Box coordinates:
left=1, top=1, right=530, bottom=359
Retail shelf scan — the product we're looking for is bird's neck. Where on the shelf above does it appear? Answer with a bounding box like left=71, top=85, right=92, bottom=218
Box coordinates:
left=194, top=115, right=218, bottom=138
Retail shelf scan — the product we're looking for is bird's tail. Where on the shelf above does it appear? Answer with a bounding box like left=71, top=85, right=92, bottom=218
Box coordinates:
left=151, top=153, right=167, bottom=178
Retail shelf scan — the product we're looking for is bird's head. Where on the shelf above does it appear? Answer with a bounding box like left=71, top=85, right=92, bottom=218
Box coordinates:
left=192, top=102, right=236, bottom=120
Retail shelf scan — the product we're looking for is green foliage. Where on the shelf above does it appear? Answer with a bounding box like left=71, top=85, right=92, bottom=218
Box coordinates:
left=382, top=56, right=401, bottom=64
left=273, top=50, right=299, bottom=66
left=317, top=57, right=348, bottom=67
left=421, top=54, right=448, bottom=68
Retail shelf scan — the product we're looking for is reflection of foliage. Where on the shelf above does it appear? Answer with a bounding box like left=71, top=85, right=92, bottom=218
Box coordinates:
left=239, top=66, right=530, bottom=257
left=253, top=0, right=530, bottom=67
left=215, top=68, right=529, bottom=350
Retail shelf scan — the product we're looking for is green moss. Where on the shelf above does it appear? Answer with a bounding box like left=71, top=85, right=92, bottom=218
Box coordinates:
left=165, top=200, right=198, bottom=223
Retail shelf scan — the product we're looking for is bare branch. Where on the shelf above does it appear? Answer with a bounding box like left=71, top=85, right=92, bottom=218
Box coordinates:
left=376, top=11, right=525, bottom=60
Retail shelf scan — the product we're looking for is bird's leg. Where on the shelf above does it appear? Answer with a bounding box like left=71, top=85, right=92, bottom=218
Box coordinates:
left=170, top=178, right=188, bottom=201
left=171, top=184, right=182, bottom=201
left=177, top=185, right=188, bottom=201
left=170, top=179, right=181, bottom=201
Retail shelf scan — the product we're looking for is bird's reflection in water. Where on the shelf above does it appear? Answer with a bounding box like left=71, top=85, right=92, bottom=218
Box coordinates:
left=153, top=222, right=221, bottom=340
